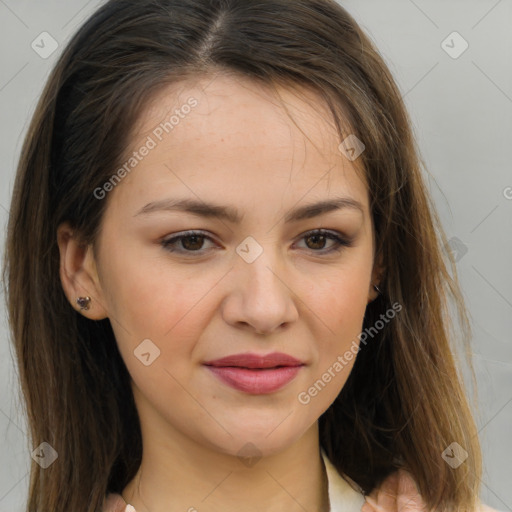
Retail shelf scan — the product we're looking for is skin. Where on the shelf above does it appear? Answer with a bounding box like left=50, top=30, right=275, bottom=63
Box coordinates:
left=58, top=71, right=393, bottom=512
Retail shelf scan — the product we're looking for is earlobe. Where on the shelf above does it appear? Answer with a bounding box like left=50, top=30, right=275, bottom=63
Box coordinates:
left=367, top=282, right=381, bottom=304
left=56, top=222, right=109, bottom=320
left=368, top=251, right=385, bottom=304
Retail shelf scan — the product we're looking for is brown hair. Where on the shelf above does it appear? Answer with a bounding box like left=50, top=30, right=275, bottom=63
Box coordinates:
left=3, top=1, right=482, bottom=511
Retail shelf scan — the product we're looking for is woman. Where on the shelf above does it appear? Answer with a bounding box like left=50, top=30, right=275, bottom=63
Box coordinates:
left=3, top=1, right=499, bottom=511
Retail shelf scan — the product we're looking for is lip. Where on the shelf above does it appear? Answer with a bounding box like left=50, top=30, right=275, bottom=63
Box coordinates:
left=203, top=352, right=304, bottom=394
left=204, top=352, right=304, bottom=368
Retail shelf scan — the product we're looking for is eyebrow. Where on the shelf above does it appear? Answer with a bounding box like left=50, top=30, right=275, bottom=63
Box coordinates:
left=134, top=196, right=364, bottom=223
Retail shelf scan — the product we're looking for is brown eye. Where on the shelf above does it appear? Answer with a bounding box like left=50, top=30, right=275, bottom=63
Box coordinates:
left=296, top=229, right=353, bottom=254
left=180, top=234, right=206, bottom=251
left=161, top=229, right=353, bottom=257
left=161, top=231, right=215, bottom=254
left=305, top=233, right=329, bottom=250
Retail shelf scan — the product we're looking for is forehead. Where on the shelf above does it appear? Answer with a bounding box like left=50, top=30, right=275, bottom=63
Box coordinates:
left=139, top=73, right=358, bottom=155
left=109, top=72, right=369, bottom=217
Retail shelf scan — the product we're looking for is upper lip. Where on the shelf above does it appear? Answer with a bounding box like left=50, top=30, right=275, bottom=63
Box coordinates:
left=203, top=352, right=304, bottom=369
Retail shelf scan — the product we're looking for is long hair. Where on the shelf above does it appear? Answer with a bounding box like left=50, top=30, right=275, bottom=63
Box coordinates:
left=3, top=1, right=482, bottom=511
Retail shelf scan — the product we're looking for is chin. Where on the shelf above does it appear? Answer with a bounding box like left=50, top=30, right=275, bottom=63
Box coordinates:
left=202, top=412, right=315, bottom=459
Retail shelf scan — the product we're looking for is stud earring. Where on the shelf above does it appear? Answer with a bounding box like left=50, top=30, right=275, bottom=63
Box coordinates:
left=76, top=296, right=91, bottom=311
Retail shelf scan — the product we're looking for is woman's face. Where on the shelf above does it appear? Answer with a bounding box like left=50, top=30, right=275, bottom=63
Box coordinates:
left=86, top=73, right=379, bottom=457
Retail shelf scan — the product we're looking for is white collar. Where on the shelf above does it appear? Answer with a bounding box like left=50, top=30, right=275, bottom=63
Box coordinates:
left=321, top=449, right=365, bottom=512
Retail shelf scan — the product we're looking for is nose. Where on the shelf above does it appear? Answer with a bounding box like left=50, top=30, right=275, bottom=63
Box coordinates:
left=221, top=245, right=299, bottom=336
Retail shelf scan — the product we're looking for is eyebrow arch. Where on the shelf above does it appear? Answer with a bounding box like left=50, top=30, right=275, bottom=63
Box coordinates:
left=134, top=196, right=364, bottom=223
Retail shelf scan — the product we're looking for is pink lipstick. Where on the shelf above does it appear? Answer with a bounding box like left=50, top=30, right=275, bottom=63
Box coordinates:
left=203, top=352, right=304, bottom=394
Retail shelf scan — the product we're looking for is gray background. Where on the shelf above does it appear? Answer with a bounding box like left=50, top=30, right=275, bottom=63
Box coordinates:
left=0, top=1, right=511, bottom=510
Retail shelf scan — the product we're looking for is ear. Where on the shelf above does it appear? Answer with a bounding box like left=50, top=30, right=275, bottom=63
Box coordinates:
left=57, top=222, right=109, bottom=320
left=367, top=249, right=385, bottom=304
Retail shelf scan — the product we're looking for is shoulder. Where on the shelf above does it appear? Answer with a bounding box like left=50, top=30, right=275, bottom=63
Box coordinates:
left=103, top=493, right=135, bottom=512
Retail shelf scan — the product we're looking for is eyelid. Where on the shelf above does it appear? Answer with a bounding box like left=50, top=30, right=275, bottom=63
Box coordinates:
left=160, top=228, right=355, bottom=256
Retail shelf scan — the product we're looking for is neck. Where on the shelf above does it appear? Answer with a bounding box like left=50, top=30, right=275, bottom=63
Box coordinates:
left=122, top=401, right=330, bottom=512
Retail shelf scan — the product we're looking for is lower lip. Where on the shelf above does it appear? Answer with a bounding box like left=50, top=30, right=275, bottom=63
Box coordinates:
left=205, top=365, right=302, bottom=394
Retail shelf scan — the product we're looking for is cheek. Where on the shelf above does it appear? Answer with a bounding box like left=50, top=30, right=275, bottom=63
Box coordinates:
left=97, top=244, right=223, bottom=391
left=103, top=255, right=210, bottom=397
left=302, top=259, right=370, bottom=393
left=307, top=262, right=370, bottom=333
left=99, top=239, right=209, bottom=336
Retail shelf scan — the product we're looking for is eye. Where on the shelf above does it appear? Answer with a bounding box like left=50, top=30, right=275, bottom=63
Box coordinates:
left=161, top=229, right=354, bottom=257
left=294, top=229, right=354, bottom=254
left=161, top=231, right=216, bottom=254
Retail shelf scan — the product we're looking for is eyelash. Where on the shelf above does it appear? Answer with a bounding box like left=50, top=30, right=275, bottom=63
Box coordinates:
left=160, top=229, right=354, bottom=256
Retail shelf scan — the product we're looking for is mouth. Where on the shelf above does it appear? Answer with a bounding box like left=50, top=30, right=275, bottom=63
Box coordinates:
left=203, top=352, right=305, bottom=394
